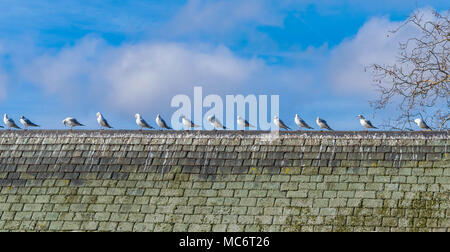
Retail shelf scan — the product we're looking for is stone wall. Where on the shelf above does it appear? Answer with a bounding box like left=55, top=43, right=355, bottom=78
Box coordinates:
left=0, top=130, right=448, bottom=232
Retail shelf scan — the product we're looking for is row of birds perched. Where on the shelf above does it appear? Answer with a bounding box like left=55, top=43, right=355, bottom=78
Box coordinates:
left=1, top=112, right=434, bottom=131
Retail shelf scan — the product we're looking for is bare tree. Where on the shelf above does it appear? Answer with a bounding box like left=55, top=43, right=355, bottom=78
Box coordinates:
left=368, top=9, right=449, bottom=130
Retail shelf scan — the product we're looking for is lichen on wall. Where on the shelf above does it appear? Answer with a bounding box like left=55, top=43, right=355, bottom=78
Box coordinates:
left=0, top=130, right=448, bottom=231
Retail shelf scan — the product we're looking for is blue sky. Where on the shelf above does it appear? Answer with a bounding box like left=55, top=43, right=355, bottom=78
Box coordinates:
left=0, top=0, right=448, bottom=130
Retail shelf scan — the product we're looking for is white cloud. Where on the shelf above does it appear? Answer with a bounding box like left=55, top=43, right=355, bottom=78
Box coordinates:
left=21, top=38, right=105, bottom=96
left=8, top=6, right=443, bottom=122
left=98, top=42, right=262, bottom=112
left=326, top=9, right=437, bottom=95
left=166, top=0, right=283, bottom=36
left=19, top=37, right=263, bottom=115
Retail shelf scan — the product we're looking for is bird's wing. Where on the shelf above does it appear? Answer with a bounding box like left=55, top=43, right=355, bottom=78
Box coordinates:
left=366, top=120, right=377, bottom=129
left=161, top=118, right=171, bottom=129
left=141, top=119, right=152, bottom=128
left=104, top=119, right=113, bottom=128
left=185, top=119, right=197, bottom=127
left=9, top=119, right=21, bottom=128
left=213, top=120, right=226, bottom=129
left=25, top=119, right=39, bottom=126
left=72, top=119, right=84, bottom=126
left=161, top=118, right=167, bottom=127
left=322, top=120, right=333, bottom=130
left=279, top=120, right=290, bottom=129
left=245, top=120, right=256, bottom=128
left=302, top=120, right=313, bottom=129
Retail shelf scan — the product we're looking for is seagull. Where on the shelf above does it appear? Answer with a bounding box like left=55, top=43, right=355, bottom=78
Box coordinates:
left=97, top=112, right=113, bottom=130
left=208, top=115, right=226, bottom=130
left=156, top=114, right=172, bottom=130
left=181, top=115, right=200, bottom=129
left=414, top=118, right=432, bottom=131
left=295, top=114, right=313, bottom=130
left=357, top=115, right=377, bottom=130
left=274, top=116, right=290, bottom=130
left=316, top=117, right=333, bottom=131
left=20, top=116, right=39, bottom=130
left=237, top=116, right=255, bottom=130
left=62, top=117, right=84, bottom=130
left=3, top=114, right=21, bottom=130
left=135, top=114, right=153, bottom=131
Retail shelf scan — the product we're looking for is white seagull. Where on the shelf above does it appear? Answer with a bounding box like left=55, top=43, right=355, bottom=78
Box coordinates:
left=156, top=114, right=172, bottom=130
left=295, top=114, right=313, bottom=130
left=20, top=116, right=39, bottom=130
left=357, top=115, right=377, bottom=130
left=208, top=115, right=226, bottom=130
left=135, top=114, right=153, bottom=131
left=181, top=115, right=200, bottom=129
left=3, top=114, right=21, bottom=130
left=237, top=116, right=255, bottom=130
left=97, top=112, right=113, bottom=130
left=274, top=116, right=290, bottom=130
left=414, top=118, right=432, bottom=131
left=316, top=117, right=333, bottom=131
left=62, top=117, right=84, bottom=130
